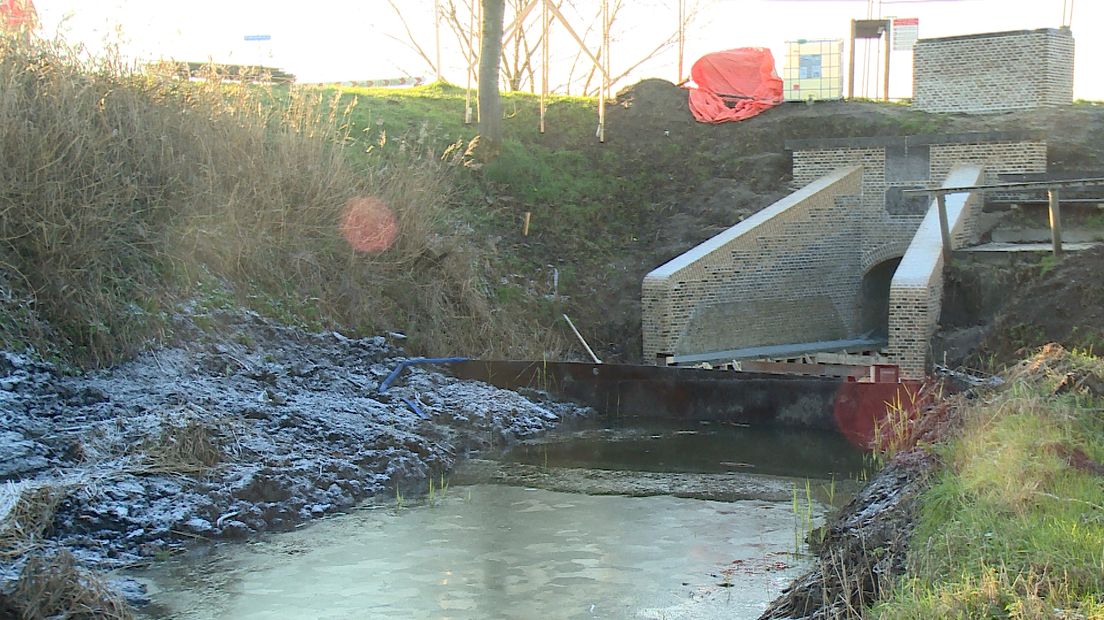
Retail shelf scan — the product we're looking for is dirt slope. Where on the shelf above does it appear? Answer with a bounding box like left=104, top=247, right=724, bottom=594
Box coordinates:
left=975, top=246, right=1104, bottom=368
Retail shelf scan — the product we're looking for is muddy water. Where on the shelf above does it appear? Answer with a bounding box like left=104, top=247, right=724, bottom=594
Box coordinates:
left=504, top=418, right=866, bottom=479
left=133, top=421, right=861, bottom=619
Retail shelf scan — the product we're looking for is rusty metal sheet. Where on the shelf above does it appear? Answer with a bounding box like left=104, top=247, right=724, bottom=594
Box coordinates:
left=445, top=360, right=845, bottom=429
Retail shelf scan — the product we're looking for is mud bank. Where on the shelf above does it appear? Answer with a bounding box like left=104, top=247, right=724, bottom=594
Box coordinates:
left=0, top=309, right=590, bottom=609
left=759, top=451, right=937, bottom=620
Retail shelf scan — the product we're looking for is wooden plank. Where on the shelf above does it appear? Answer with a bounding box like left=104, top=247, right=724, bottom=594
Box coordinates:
left=902, top=177, right=1104, bottom=195
left=739, top=360, right=868, bottom=379
left=937, top=193, right=953, bottom=264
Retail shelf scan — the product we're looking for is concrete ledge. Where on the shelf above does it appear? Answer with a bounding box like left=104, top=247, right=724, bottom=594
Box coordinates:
left=916, top=27, right=1070, bottom=45
left=785, top=131, right=1045, bottom=152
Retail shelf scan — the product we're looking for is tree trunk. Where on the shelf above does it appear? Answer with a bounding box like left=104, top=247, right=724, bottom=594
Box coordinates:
left=478, top=0, right=505, bottom=153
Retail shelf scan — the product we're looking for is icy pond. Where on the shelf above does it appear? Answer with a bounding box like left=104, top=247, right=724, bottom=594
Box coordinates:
left=130, top=420, right=866, bottom=619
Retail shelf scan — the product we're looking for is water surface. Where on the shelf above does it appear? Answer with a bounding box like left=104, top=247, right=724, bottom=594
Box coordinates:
left=136, top=484, right=817, bottom=619
left=134, top=418, right=857, bottom=619
left=505, top=418, right=866, bottom=479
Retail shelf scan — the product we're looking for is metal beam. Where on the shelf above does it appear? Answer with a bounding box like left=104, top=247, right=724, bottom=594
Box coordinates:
left=848, top=20, right=857, bottom=99
left=670, top=337, right=888, bottom=365
left=902, top=177, right=1104, bottom=196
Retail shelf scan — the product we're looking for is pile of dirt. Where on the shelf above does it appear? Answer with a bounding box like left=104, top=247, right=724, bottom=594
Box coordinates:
left=974, top=246, right=1104, bottom=368
left=0, top=307, right=590, bottom=610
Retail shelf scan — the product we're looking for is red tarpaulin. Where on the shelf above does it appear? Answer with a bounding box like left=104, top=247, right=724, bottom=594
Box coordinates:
left=0, top=0, right=36, bottom=31
left=686, top=48, right=783, bottom=123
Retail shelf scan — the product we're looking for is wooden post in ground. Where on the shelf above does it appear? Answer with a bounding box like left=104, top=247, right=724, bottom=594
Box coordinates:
left=434, top=0, right=442, bottom=82
left=465, top=0, right=476, bottom=123
left=563, top=314, right=602, bottom=364
left=475, top=0, right=483, bottom=123
left=883, top=24, right=891, bottom=101
left=598, top=0, right=609, bottom=143
left=677, top=0, right=685, bottom=82
left=544, top=1, right=609, bottom=141
left=540, top=0, right=549, bottom=133
left=937, top=193, right=953, bottom=265
left=1049, top=189, right=1064, bottom=257
left=848, top=20, right=857, bottom=99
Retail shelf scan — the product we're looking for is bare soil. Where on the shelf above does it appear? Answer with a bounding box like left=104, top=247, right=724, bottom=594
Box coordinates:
left=974, top=246, right=1104, bottom=368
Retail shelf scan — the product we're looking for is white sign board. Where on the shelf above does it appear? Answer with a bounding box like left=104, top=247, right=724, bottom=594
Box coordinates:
left=893, top=18, right=919, bottom=51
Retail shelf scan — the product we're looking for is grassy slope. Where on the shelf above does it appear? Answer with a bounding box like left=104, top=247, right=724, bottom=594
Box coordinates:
left=874, top=347, right=1104, bottom=619
left=338, top=84, right=1104, bottom=365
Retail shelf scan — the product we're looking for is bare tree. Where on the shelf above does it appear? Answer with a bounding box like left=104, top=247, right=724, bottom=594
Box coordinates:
left=388, top=0, right=698, bottom=95
left=384, top=0, right=440, bottom=77
left=567, top=0, right=699, bottom=96
left=478, top=0, right=506, bottom=150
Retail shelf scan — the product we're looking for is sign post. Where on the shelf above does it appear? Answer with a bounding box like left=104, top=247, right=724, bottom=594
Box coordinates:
left=892, top=18, right=919, bottom=51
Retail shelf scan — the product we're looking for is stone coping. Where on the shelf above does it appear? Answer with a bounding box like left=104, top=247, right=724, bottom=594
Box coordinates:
left=915, top=27, right=1071, bottom=46
left=785, top=130, right=1045, bottom=152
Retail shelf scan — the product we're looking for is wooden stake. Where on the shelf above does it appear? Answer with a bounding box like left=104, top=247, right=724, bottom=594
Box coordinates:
left=522, top=211, right=531, bottom=236
left=677, top=0, right=685, bottom=82
left=598, top=0, right=608, bottom=143
left=848, top=20, right=856, bottom=99
left=434, top=0, right=442, bottom=82
left=502, top=0, right=540, bottom=45
left=540, top=0, right=549, bottom=133
left=475, top=0, right=483, bottom=123
left=547, top=3, right=607, bottom=79
left=563, top=314, right=602, bottom=364
left=1049, top=189, right=1064, bottom=257
left=464, top=0, right=475, bottom=124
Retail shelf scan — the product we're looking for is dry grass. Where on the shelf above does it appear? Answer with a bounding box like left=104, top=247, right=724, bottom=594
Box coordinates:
left=0, top=483, right=63, bottom=560
left=141, top=415, right=222, bottom=475
left=13, top=551, right=133, bottom=620
left=0, top=33, right=530, bottom=367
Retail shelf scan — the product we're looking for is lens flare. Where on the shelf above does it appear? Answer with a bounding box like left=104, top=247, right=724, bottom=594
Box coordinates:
left=341, top=196, right=398, bottom=254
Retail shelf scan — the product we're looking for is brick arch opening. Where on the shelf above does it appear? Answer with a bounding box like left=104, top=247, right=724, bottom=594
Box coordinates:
left=860, top=257, right=902, bottom=339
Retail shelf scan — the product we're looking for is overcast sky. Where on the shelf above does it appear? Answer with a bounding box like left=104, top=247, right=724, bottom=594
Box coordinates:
left=30, top=0, right=1103, bottom=100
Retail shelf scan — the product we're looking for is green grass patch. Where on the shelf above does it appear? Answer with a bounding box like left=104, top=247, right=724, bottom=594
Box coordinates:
left=873, top=347, right=1104, bottom=619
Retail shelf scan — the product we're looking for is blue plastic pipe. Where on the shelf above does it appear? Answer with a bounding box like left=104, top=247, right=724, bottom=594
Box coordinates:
left=378, top=357, right=468, bottom=419
left=379, top=357, right=469, bottom=393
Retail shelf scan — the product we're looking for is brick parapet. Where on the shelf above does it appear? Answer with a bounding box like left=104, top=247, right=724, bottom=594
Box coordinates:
left=642, top=166, right=864, bottom=361
left=888, top=166, right=985, bottom=379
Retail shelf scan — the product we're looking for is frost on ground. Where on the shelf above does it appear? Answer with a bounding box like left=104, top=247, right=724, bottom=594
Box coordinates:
left=0, top=309, right=589, bottom=604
